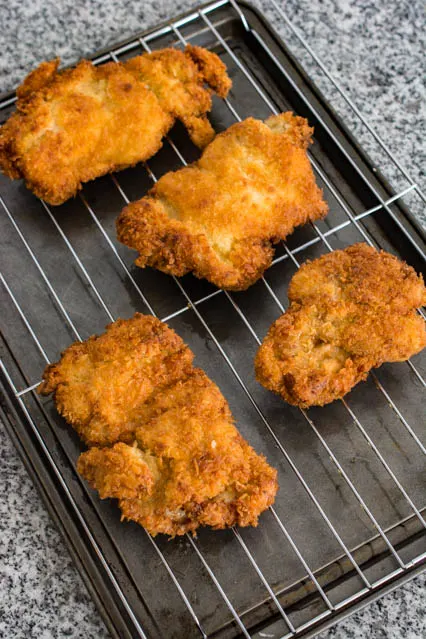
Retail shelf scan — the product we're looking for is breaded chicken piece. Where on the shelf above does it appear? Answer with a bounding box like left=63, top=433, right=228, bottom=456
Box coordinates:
left=38, top=315, right=194, bottom=446
left=0, top=46, right=231, bottom=205
left=116, top=113, right=328, bottom=290
left=255, top=244, right=426, bottom=407
left=78, top=369, right=278, bottom=536
left=39, top=314, right=277, bottom=536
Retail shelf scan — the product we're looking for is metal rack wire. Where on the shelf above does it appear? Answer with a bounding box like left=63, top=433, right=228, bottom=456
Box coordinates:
left=0, top=1, right=425, bottom=637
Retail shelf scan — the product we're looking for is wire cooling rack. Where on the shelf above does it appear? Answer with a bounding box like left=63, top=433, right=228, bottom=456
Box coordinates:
left=0, top=1, right=425, bottom=638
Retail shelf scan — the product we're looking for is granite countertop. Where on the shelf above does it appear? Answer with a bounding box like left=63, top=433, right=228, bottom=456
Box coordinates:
left=0, top=1, right=425, bottom=638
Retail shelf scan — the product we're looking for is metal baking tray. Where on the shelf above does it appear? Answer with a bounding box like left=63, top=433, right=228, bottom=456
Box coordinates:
left=1, top=1, right=425, bottom=637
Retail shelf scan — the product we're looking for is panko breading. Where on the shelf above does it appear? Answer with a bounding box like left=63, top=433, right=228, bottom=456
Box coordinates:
left=39, top=314, right=278, bottom=536
left=0, top=46, right=231, bottom=205
left=38, top=315, right=193, bottom=447
left=116, top=113, right=328, bottom=290
left=255, top=244, right=426, bottom=407
left=78, top=370, right=278, bottom=536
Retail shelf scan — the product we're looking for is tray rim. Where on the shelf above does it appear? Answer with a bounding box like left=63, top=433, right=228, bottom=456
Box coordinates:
left=2, top=367, right=424, bottom=639
left=237, top=0, right=425, bottom=243
left=0, top=374, right=124, bottom=639
left=0, top=1, right=425, bottom=637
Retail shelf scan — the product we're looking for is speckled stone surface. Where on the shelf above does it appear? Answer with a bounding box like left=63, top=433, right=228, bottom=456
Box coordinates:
left=0, top=1, right=425, bottom=638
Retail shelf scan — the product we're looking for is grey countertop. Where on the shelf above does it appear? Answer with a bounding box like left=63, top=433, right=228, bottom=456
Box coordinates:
left=0, top=1, right=425, bottom=638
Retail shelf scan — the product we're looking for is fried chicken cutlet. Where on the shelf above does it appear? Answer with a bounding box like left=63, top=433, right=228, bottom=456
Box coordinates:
left=116, top=113, right=328, bottom=290
left=38, top=314, right=278, bottom=536
left=0, top=46, right=231, bottom=205
left=38, top=315, right=194, bottom=447
left=255, top=244, right=426, bottom=407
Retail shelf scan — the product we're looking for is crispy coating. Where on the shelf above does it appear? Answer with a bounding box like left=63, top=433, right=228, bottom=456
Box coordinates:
left=0, top=46, right=231, bottom=205
left=38, top=314, right=194, bottom=446
left=78, top=369, right=277, bottom=536
left=255, top=244, right=426, bottom=407
left=116, top=113, right=328, bottom=290
left=39, top=314, right=277, bottom=536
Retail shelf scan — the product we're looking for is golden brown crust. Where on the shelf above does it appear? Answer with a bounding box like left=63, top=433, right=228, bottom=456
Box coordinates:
left=40, top=314, right=278, bottom=536
left=78, top=442, right=156, bottom=500
left=16, top=59, right=60, bottom=99
left=116, top=112, right=328, bottom=290
left=185, top=45, right=232, bottom=99
left=255, top=244, right=426, bottom=407
left=0, top=46, right=231, bottom=205
left=38, top=314, right=194, bottom=446
left=78, top=369, right=277, bottom=536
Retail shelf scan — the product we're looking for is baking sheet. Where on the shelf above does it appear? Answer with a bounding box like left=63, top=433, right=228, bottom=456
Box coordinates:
left=1, top=2, right=425, bottom=637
